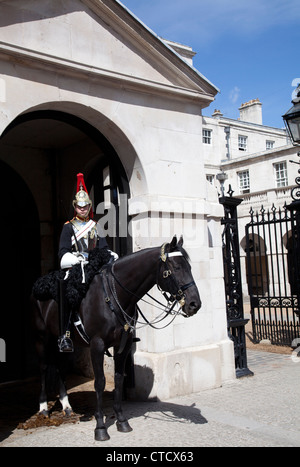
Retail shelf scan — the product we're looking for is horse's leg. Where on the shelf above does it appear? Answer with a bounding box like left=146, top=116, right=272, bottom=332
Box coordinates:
left=56, top=354, right=73, bottom=416
left=90, top=336, right=109, bottom=441
left=113, top=337, right=133, bottom=433
left=38, top=363, right=49, bottom=417
left=58, top=374, right=73, bottom=416
left=36, top=338, right=49, bottom=417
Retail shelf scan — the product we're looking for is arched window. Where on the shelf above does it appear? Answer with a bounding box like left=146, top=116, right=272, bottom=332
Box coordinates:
left=241, top=234, right=269, bottom=296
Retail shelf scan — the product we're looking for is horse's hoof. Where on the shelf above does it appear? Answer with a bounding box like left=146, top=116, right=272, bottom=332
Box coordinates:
left=39, top=410, right=49, bottom=418
left=63, top=408, right=73, bottom=417
left=95, top=428, right=110, bottom=441
left=116, top=420, right=133, bottom=433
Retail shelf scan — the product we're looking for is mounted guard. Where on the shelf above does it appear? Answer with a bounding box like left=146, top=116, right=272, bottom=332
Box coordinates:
left=31, top=235, right=201, bottom=440
left=57, top=172, right=117, bottom=352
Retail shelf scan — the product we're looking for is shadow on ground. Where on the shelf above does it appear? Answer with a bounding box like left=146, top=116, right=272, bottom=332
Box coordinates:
left=0, top=374, right=207, bottom=444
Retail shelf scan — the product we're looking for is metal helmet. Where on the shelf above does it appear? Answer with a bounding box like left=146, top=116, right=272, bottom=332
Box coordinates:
left=72, top=173, right=93, bottom=217
left=73, top=187, right=92, bottom=208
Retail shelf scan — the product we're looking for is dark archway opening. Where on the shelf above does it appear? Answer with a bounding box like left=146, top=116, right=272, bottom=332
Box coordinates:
left=241, top=233, right=269, bottom=296
left=0, top=160, right=41, bottom=382
left=0, top=109, right=131, bottom=383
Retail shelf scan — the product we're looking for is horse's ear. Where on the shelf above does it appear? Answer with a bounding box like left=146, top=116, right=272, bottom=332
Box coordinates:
left=178, top=235, right=184, bottom=248
left=170, top=236, right=177, bottom=250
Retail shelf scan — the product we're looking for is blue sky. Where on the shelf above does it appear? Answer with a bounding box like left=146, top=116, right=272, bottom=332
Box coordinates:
left=119, top=0, right=300, bottom=128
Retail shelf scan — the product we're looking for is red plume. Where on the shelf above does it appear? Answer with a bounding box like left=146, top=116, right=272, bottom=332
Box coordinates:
left=75, top=173, right=94, bottom=219
left=76, top=173, right=88, bottom=193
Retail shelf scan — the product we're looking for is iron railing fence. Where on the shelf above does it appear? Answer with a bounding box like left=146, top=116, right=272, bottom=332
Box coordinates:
left=245, top=204, right=300, bottom=346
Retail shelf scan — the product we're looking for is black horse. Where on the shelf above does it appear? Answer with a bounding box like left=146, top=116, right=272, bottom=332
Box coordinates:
left=31, top=236, right=201, bottom=441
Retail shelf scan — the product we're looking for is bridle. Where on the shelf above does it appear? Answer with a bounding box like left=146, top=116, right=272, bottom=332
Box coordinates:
left=158, top=243, right=196, bottom=309
left=101, top=243, right=196, bottom=333
left=73, top=242, right=198, bottom=353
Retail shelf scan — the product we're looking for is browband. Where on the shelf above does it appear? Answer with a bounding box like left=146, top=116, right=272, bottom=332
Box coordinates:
left=160, top=243, right=183, bottom=262
left=167, top=252, right=183, bottom=258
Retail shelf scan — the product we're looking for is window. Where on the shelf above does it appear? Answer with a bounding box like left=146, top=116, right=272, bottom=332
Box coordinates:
left=238, top=135, right=247, bottom=151
left=206, top=175, right=214, bottom=185
left=238, top=170, right=250, bottom=194
left=266, top=140, right=274, bottom=150
left=274, top=162, right=288, bottom=187
left=203, top=129, right=212, bottom=144
left=103, top=165, right=112, bottom=208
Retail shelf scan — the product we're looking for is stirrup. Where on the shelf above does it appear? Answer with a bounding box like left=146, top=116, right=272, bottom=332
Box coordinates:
left=58, top=332, right=74, bottom=353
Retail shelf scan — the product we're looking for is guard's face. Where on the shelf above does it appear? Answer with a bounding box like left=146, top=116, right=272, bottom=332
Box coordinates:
left=75, top=204, right=90, bottom=219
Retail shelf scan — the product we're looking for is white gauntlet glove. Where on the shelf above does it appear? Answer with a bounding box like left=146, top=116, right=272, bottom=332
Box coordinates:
left=108, top=250, right=119, bottom=261
left=74, top=252, right=86, bottom=262
left=60, top=252, right=86, bottom=269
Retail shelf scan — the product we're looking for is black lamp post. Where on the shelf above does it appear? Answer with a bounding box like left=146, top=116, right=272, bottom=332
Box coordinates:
left=217, top=174, right=253, bottom=377
left=282, top=84, right=300, bottom=145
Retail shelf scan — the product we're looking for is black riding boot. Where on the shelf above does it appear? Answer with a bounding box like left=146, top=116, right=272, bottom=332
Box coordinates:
left=57, top=278, right=74, bottom=353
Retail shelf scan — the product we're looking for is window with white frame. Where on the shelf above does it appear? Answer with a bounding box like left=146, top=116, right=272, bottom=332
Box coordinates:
left=238, top=170, right=250, bottom=194
left=203, top=129, right=212, bottom=144
left=274, top=161, right=288, bottom=187
left=238, top=135, right=247, bottom=151
left=266, top=140, right=274, bottom=150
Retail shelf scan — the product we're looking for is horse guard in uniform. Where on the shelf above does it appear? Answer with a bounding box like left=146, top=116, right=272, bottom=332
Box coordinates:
left=31, top=174, right=202, bottom=441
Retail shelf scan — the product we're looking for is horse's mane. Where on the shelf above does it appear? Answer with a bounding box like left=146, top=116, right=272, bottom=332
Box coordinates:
left=116, top=240, right=190, bottom=265
left=115, top=246, right=156, bottom=267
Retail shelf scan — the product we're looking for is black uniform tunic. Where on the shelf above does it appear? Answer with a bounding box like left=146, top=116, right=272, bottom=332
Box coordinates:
left=58, top=218, right=108, bottom=261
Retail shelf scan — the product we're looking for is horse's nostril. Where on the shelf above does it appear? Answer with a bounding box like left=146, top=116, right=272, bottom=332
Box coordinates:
left=188, top=301, right=200, bottom=314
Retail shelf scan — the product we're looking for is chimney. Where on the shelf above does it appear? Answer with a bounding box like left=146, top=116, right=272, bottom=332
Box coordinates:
left=239, top=98, right=262, bottom=125
left=163, top=39, right=197, bottom=66
left=212, top=109, right=223, bottom=118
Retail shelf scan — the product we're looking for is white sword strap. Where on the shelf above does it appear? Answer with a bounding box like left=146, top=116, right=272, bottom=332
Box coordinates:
left=70, top=219, right=96, bottom=246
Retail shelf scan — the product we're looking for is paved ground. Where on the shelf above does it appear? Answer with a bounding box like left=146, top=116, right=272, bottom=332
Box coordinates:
left=1, top=348, right=299, bottom=448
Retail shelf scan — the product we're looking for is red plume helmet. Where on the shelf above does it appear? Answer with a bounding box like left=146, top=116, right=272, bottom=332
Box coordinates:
left=73, top=173, right=94, bottom=219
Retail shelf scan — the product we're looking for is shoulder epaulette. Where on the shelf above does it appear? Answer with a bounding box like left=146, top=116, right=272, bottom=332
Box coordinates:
left=65, top=217, right=76, bottom=225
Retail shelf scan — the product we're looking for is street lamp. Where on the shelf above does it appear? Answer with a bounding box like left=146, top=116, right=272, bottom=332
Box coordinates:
left=216, top=171, right=228, bottom=197
left=282, top=84, right=300, bottom=145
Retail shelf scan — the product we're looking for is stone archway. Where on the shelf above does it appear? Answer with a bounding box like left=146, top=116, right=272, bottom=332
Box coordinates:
left=0, top=106, right=136, bottom=381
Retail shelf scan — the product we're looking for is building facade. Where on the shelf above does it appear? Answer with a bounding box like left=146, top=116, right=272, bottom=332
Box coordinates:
left=202, top=99, right=299, bottom=301
left=0, top=0, right=235, bottom=394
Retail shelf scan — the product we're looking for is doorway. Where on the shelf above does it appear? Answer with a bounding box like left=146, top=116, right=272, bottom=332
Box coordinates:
left=0, top=161, right=41, bottom=382
left=0, top=109, right=131, bottom=382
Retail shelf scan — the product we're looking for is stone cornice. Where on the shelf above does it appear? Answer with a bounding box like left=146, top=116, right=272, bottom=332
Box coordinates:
left=221, top=145, right=297, bottom=169
left=203, top=114, right=287, bottom=135
left=0, top=40, right=214, bottom=106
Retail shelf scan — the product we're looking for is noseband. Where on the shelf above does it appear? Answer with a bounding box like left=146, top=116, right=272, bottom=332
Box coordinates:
left=159, top=243, right=195, bottom=308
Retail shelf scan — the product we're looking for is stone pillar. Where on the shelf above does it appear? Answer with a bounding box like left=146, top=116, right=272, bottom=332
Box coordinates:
left=128, top=188, right=235, bottom=400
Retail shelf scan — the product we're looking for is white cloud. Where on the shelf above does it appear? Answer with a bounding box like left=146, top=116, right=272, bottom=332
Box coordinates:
left=229, top=86, right=241, bottom=104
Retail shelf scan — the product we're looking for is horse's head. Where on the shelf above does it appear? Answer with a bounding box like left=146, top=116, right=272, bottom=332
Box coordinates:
left=157, top=236, right=201, bottom=317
